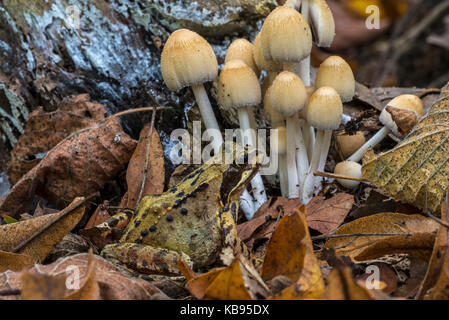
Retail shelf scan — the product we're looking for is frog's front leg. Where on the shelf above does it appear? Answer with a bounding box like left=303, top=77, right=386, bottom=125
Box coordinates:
left=101, top=243, right=194, bottom=276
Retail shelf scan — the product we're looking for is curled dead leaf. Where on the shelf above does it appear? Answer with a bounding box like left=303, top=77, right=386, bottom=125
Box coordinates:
left=385, top=105, right=419, bottom=136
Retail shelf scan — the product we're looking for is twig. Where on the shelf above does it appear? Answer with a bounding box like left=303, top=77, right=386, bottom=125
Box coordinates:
left=426, top=211, right=449, bottom=229
left=12, top=193, right=99, bottom=253
left=311, top=232, right=412, bottom=241
left=0, top=289, right=21, bottom=296
left=111, top=106, right=169, bottom=118
left=314, top=171, right=369, bottom=183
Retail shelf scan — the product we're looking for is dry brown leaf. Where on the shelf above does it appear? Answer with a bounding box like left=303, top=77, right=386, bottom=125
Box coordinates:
left=66, top=250, right=100, bottom=300
left=187, top=256, right=270, bottom=300
left=126, top=122, right=165, bottom=209
left=417, top=201, right=449, bottom=299
left=0, top=251, right=35, bottom=272
left=306, top=194, right=354, bottom=235
left=262, top=207, right=325, bottom=300
left=0, top=198, right=86, bottom=262
left=21, top=271, right=66, bottom=300
left=327, top=267, right=376, bottom=300
left=8, top=95, right=107, bottom=185
left=84, top=201, right=111, bottom=230
left=0, top=253, right=164, bottom=300
left=363, top=83, right=449, bottom=213
left=324, top=213, right=439, bottom=262
left=386, top=105, right=419, bottom=136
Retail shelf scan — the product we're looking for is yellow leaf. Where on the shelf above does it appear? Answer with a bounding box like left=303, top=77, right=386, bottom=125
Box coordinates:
left=363, top=83, right=449, bottom=213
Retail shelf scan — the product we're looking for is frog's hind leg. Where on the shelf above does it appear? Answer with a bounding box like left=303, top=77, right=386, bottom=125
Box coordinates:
left=101, top=243, right=193, bottom=276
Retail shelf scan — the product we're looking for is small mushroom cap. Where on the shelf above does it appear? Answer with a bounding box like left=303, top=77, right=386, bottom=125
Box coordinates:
left=275, top=126, right=287, bottom=155
left=264, top=86, right=285, bottom=126
left=334, top=161, right=362, bottom=189
left=225, top=39, right=260, bottom=77
left=315, top=56, right=355, bottom=102
left=217, top=60, right=261, bottom=110
left=306, top=86, right=343, bottom=130
left=270, top=71, right=308, bottom=117
left=261, top=6, right=312, bottom=63
left=379, top=94, right=423, bottom=136
left=253, top=33, right=282, bottom=72
left=335, top=131, right=366, bottom=159
left=309, top=0, right=336, bottom=47
left=298, top=86, right=315, bottom=120
left=161, top=29, right=218, bottom=92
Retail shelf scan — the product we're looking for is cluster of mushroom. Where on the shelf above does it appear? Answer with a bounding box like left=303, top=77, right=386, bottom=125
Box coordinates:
left=159, top=1, right=426, bottom=218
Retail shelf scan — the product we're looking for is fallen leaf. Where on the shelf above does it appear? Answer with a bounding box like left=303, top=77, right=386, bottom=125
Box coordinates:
left=21, top=271, right=66, bottom=300
left=84, top=201, right=111, bottom=230
left=0, top=253, right=164, bottom=300
left=66, top=250, right=100, bottom=300
left=126, top=122, right=165, bottom=209
left=263, top=207, right=325, bottom=300
left=324, top=213, right=438, bottom=262
left=385, top=105, right=419, bottom=136
left=187, top=256, right=270, bottom=300
left=0, top=197, right=86, bottom=262
left=327, top=267, right=381, bottom=300
left=417, top=200, right=449, bottom=299
left=0, top=251, right=35, bottom=272
left=356, top=263, right=398, bottom=295
left=363, top=83, right=449, bottom=213
left=0, top=115, right=136, bottom=218
left=306, top=193, right=354, bottom=235
left=8, top=94, right=107, bottom=185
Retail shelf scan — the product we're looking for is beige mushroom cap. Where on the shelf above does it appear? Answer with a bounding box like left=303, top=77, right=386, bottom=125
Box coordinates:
left=315, top=56, right=355, bottom=103
left=306, top=86, right=343, bottom=130
left=253, top=32, right=282, bottom=72
left=264, top=86, right=285, bottom=126
left=217, top=60, right=261, bottom=110
left=161, top=29, right=218, bottom=92
left=334, top=161, right=362, bottom=189
left=379, top=94, right=423, bottom=136
left=336, top=131, right=366, bottom=159
left=225, top=39, right=260, bottom=77
left=261, top=6, right=312, bottom=63
left=269, top=71, right=308, bottom=117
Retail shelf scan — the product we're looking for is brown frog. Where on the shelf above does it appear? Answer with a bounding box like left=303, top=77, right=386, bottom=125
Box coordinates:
left=100, top=145, right=260, bottom=275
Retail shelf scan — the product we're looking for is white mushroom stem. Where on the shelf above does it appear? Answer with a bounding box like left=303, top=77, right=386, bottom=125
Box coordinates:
left=192, top=85, right=222, bottom=146
left=237, top=107, right=268, bottom=213
left=286, top=116, right=300, bottom=198
left=302, top=120, right=315, bottom=161
left=279, top=153, right=288, bottom=197
left=192, top=84, right=256, bottom=218
left=313, top=130, right=332, bottom=191
left=302, top=129, right=326, bottom=203
left=298, top=0, right=311, bottom=86
left=347, top=126, right=390, bottom=163
left=294, top=118, right=309, bottom=196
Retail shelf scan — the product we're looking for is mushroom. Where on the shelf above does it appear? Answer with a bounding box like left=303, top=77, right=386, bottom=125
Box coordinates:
left=315, top=56, right=355, bottom=103
left=347, top=94, right=424, bottom=163
left=335, top=131, right=366, bottom=159
left=253, top=32, right=282, bottom=96
left=225, top=38, right=260, bottom=77
left=334, top=161, right=362, bottom=189
left=162, top=29, right=256, bottom=219
left=302, top=86, right=343, bottom=202
left=285, top=0, right=336, bottom=85
left=161, top=29, right=222, bottom=148
left=264, top=86, right=288, bottom=197
left=269, top=71, right=309, bottom=198
left=260, top=6, right=312, bottom=74
left=299, top=86, right=316, bottom=161
left=217, top=60, right=267, bottom=213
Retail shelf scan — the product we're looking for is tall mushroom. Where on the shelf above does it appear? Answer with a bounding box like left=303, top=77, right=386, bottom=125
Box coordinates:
left=264, top=86, right=287, bottom=197
left=217, top=60, right=267, bottom=214
left=253, top=32, right=282, bottom=96
left=269, top=71, right=308, bottom=198
left=260, top=6, right=312, bottom=74
left=302, top=86, right=342, bottom=202
left=162, top=29, right=256, bottom=218
left=161, top=29, right=222, bottom=148
left=347, top=94, right=424, bottom=163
